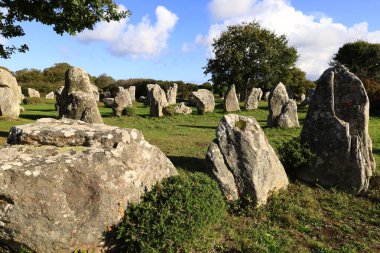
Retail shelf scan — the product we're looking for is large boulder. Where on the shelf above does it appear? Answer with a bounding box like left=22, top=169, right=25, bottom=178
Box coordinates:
left=0, top=69, right=23, bottom=118
left=224, top=84, right=240, bottom=112
left=27, top=88, right=40, bottom=98
left=150, top=84, right=168, bottom=117
left=191, top=89, right=215, bottom=114
left=113, top=87, right=132, bottom=116
left=1, top=118, right=177, bottom=252
left=206, top=114, right=289, bottom=205
left=128, top=86, right=136, bottom=101
left=267, top=82, right=299, bottom=128
left=58, top=67, right=103, bottom=124
left=244, top=87, right=262, bottom=110
left=166, top=83, right=178, bottom=105
left=174, top=102, right=192, bottom=115
left=300, top=65, right=375, bottom=194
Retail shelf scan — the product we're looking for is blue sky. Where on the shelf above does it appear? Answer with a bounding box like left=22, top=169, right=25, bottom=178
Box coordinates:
left=0, top=0, right=380, bottom=84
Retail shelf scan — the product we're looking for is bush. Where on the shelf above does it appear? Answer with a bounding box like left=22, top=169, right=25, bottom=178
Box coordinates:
left=163, top=105, right=176, bottom=116
left=122, top=106, right=137, bottom=117
left=277, top=137, right=315, bottom=179
left=23, top=97, right=42, bottom=104
left=117, top=173, right=227, bottom=252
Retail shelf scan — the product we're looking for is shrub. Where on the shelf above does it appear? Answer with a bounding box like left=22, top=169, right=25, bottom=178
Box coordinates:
left=163, top=105, right=176, bottom=116
left=23, top=97, right=42, bottom=104
left=117, top=173, right=227, bottom=252
left=122, top=106, right=137, bottom=117
left=277, top=137, right=315, bottom=179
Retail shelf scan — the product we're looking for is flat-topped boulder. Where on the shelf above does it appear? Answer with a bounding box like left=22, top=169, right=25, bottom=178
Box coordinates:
left=58, top=67, right=103, bottom=124
left=206, top=114, right=289, bottom=205
left=224, top=84, right=240, bottom=112
left=0, top=69, right=23, bottom=118
left=1, top=118, right=178, bottom=252
left=191, top=89, right=215, bottom=114
left=300, top=65, right=375, bottom=194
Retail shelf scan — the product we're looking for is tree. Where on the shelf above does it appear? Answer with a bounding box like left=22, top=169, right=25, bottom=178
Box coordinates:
left=204, top=22, right=298, bottom=98
left=94, top=74, right=115, bottom=90
left=43, top=63, right=72, bottom=83
left=0, top=0, right=130, bottom=58
left=283, top=67, right=315, bottom=99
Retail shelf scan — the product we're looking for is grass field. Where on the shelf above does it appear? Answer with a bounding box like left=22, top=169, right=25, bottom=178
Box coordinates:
left=0, top=99, right=379, bottom=252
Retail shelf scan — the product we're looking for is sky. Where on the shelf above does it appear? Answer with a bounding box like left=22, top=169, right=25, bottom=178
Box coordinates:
left=0, top=0, right=380, bottom=84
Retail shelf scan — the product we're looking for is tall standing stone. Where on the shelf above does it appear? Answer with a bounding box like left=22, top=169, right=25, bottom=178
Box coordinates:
left=0, top=69, right=23, bottom=118
left=244, top=87, right=262, bottom=110
left=224, top=84, right=240, bottom=112
left=128, top=86, right=136, bottom=101
left=267, top=82, right=299, bottom=128
left=264, top=91, right=270, bottom=101
left=191, top=89, right=215, bottom=114
left=166, top=83, right=178, bottom=105
left=206, top=114, right=289, bottom=204
left=113, top=87, right=132, bottom=116
left=300, top=65, right=375, bottom=194
left=58, top=67, right=103, bottom=124
left=145, top=84, right=156, bottom=106
left=92, top=84, right=100, bottom=102
left=150, top=84, right=168, bottom=117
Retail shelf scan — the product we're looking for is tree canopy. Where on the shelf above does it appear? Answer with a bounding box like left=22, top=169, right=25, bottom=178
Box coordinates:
left=0, top=0, right=130, bottom=58
left=204, top=22, right=298, bottom=97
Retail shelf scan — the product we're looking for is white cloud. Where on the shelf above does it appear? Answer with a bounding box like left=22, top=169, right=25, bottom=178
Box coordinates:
left=196, top=0, right=380, bottom=79
left=181, top=42, right=196, bottom=52
left=77, top=6, right=178, bottom=59
left=209, top=0, right=254, bottom=20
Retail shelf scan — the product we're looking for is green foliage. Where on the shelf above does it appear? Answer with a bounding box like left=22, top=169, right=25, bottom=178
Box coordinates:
left=43, top=63, right=72, bottom=83
left=117, top=173, right=227, bottom=252
left=204, top=21, right=298, bottom=97
left=94, top=73, right=115, bottom=90
left=277, top=137, right=315, bottom=179
left=0, top=1, right=129, bottom=58
left=23, top=97, right=42, bottom=105
left=163, top=105, right=176, bottom=116
left=284, top=67, right=316, bottom=99
left=122, top=106, right=137, bottom=117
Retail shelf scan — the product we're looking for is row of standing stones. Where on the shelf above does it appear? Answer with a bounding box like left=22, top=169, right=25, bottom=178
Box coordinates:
left=0, top=65, right=376, bottom=252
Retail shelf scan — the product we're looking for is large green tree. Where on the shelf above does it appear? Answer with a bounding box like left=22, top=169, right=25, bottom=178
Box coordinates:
left=0, top=0, right=129, bottom=58
left=204, top=22, right=298, bottom=97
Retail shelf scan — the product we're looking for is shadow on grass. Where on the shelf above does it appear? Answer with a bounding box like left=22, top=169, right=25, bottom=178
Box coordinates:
left=25, top=108, right=55, bottom=112
left=19, top=114, right=57, bottom=121
left=373, top=148, right=380, bottom=155
left=177, top=124, right=216, bottom=130
left=0, top=131, right=8, bottom=138
left=168, top=155, right=211, bottom=174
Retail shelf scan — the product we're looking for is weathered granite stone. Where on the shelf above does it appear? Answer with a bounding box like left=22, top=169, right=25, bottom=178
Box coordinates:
left=145, top=84, right=156, bottom=106
left=138, top=96, right=146, bottom=103
left=92, top=85, right=100, bottom=102
left=224, top=84, right=240, bottom=112
left=264, top=91, right=270, bottom=101
left=45, top=91, right=55, bottom=99
left=1, top=118, right=177, bottom=252
left=244, top=87, right=262, bottom=110
left=149, top=84, right=168, bottom=117
left=174, top=102, right=192, bottom=115
left=128, top=86, right=136, bottom=101
left=206, top=114, right=289, bottom=205
left=103, top=98, right=115, bottom=108
left=54, top=86, right=64, bottom=111
left=58, top=67, right=103, bottom=124
left=300, top=65, right=375, bottom=194
left=0, top=69, right=23, bottom=118
left=267, top=82, right=299, bottom=128
left=191, top=89, right=215, bottom=114
left=166, top=83, right=178, bottom=105
left=113, top=87, right=132, bottom=116
left=299, top=88, right=315, bottom=107
left=27, top=88, right=40, bottom=98
left=300, top=93, right=306, bottom=103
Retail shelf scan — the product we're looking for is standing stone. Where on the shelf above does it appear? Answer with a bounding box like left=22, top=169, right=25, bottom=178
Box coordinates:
left=267, top=82, right=299, bottom=128
left=299, top=88, right=315, bottom=107
left=191, top=89, right=215, bottom=114
left=300, top=93, right=306, bottom=103
left=103, top=98, right=115, bottom=108
left=27, top=88, right=40, bottom=98
left=258, top=88, right=263, bottom=100
left=150, top=84, right=168, bottom=117
left=264, top=91, right=270, bottom=101
left=54, top=86, right=64, bottom=111
left=128, top=86, right=136, bottom=101
left=166, top=83, right=178, bottom=105
left=138, top=96, right=146, bottom=103
left=206, top=114, right=289, bottom=204
left=58, top=67, right=103, bottom=124
left=285, top=85, right=293, bottom=99
left=175, top=102, right=192, bottom=115
left=224, top=84, right=240, bottom=112
left=0, top=69, right=23, bottom=118
left=300, top=65, right=375, bottom=194
left=145, top=84, right=156, bottom=106
left=92, top=84, right=100, bottom=102
left=1, top=118, right=177, bottom=252
left=45, top=91, right=55, bottom=99
left=113, top=87, right=132, bottom=116
left=244, top=87, right=262, bottom=110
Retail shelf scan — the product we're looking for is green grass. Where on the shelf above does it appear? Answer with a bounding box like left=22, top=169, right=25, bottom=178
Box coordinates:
left=0, top=99, right=379, bottom=252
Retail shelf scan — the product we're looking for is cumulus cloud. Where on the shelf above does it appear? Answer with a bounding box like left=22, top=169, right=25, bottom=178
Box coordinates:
left=195, top=0, right=380, bottom=79
left=77, top=6, right=178, bottom=59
